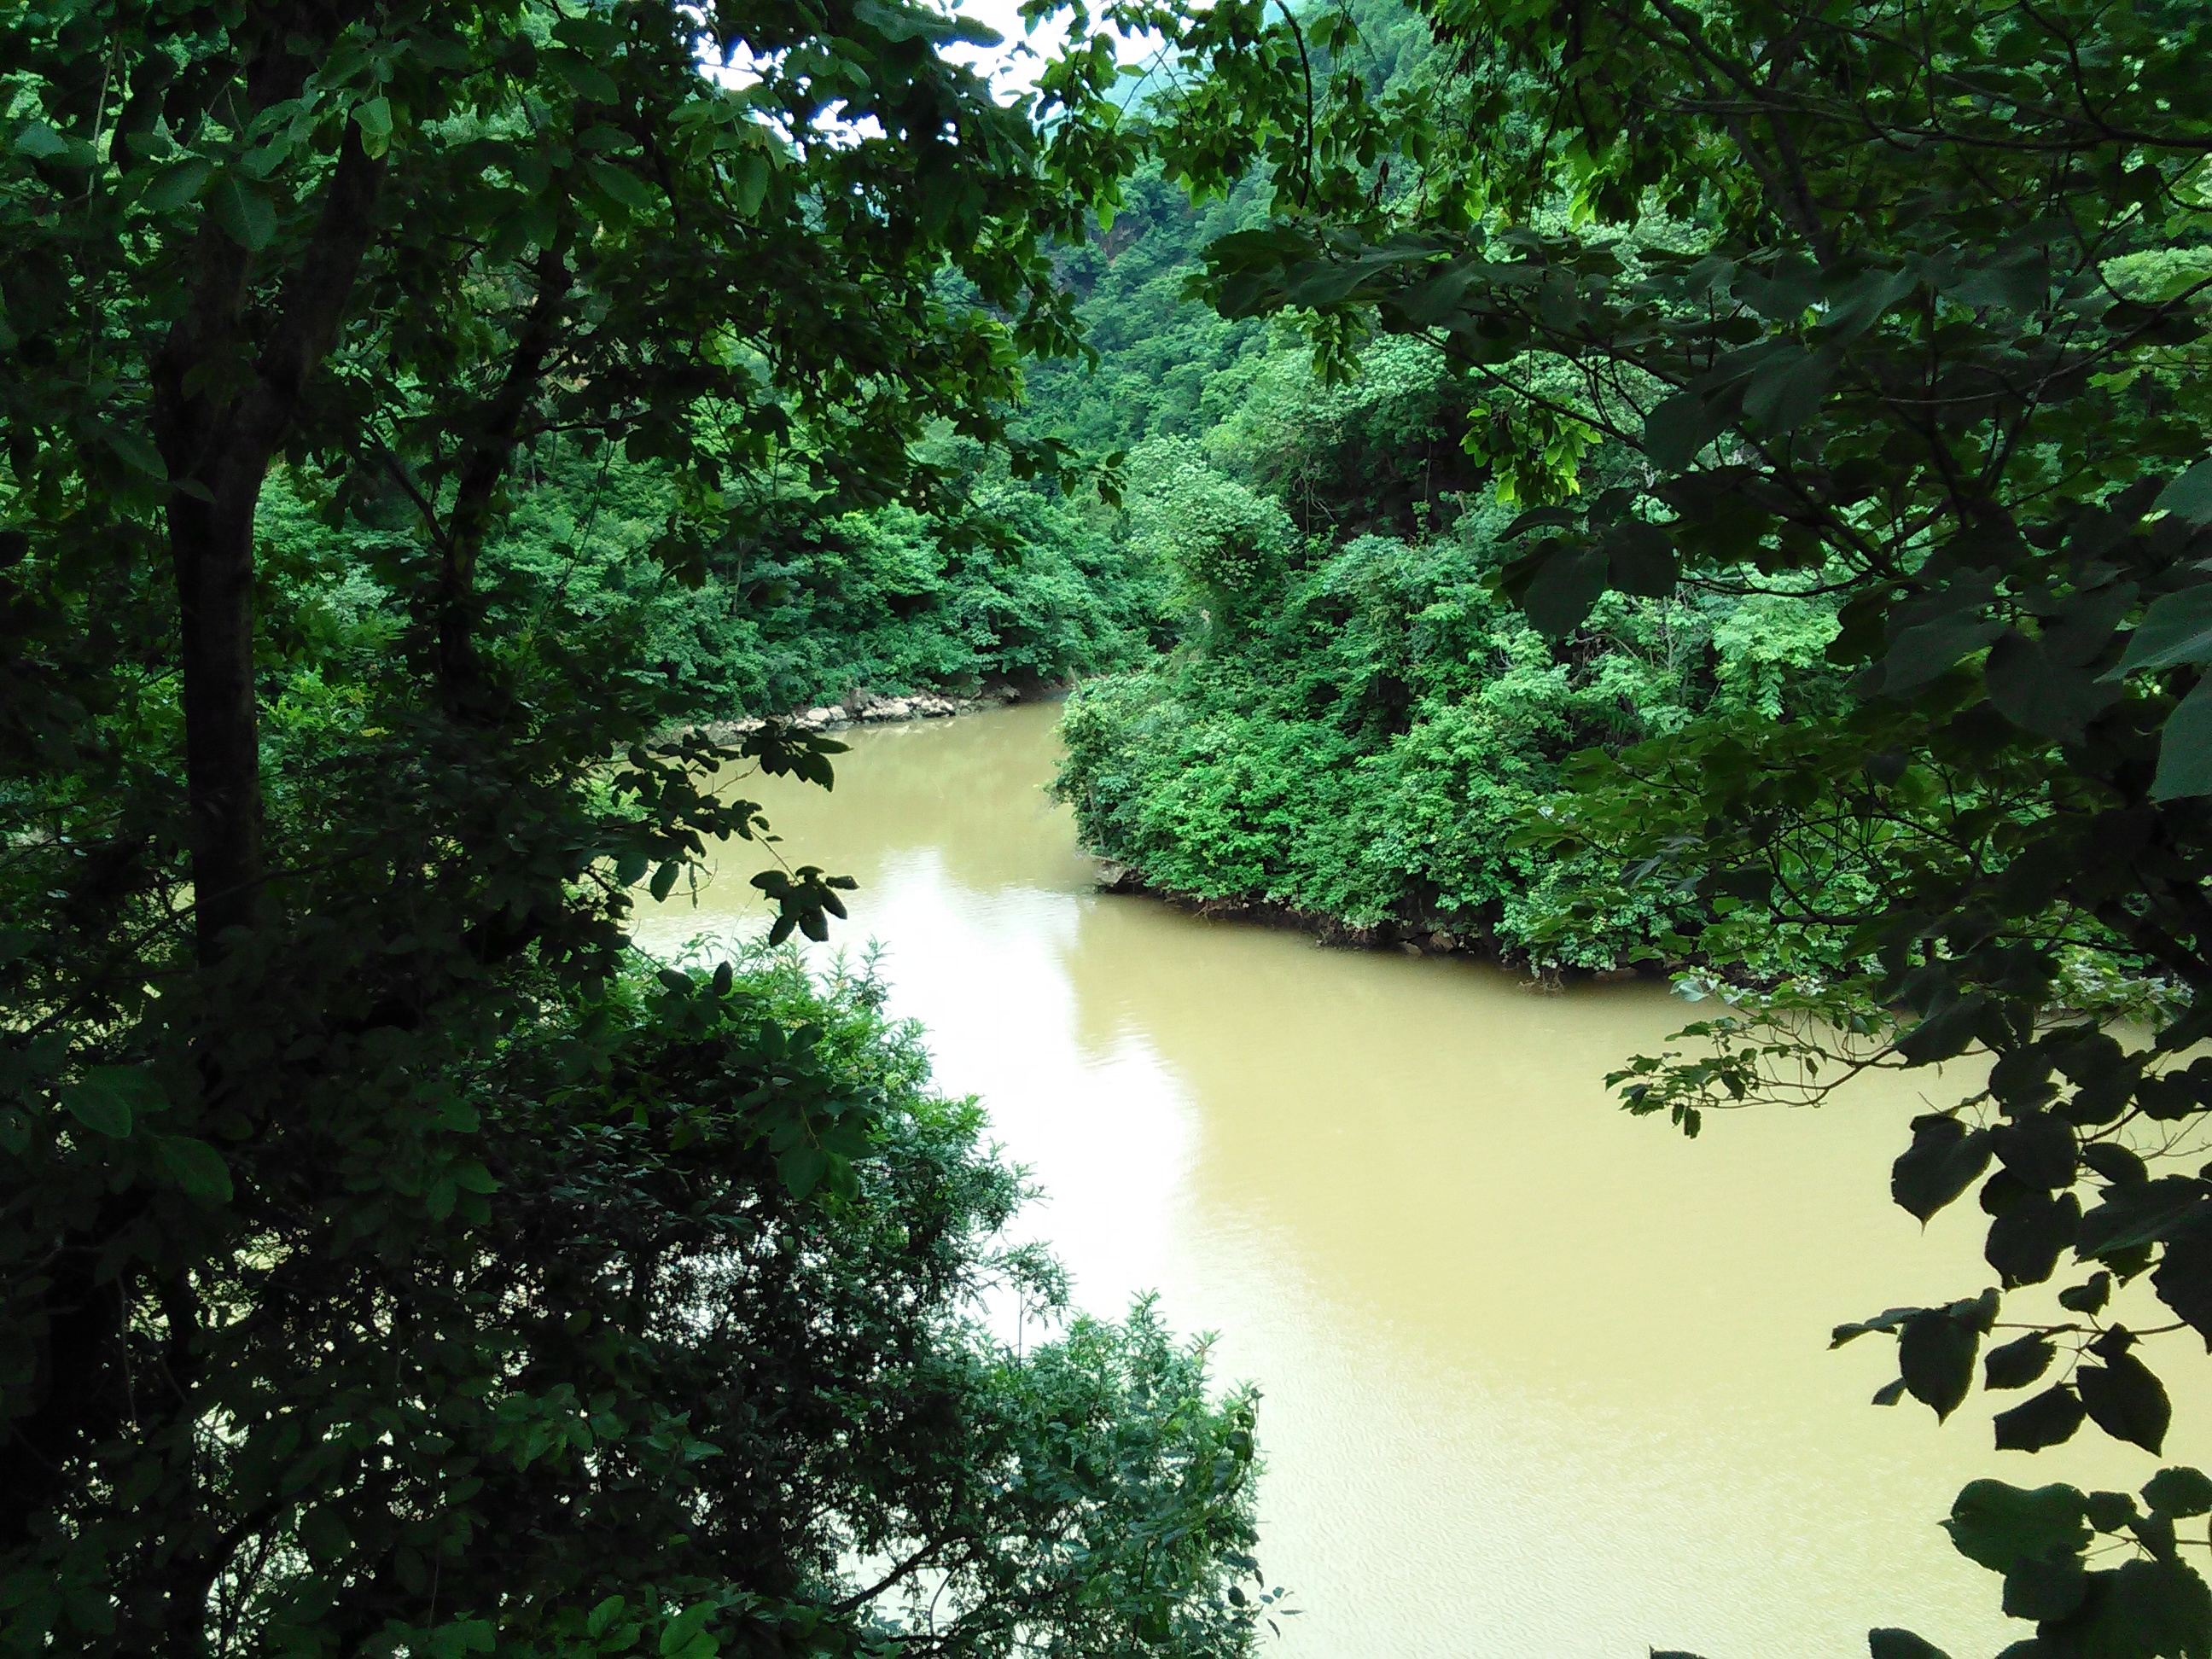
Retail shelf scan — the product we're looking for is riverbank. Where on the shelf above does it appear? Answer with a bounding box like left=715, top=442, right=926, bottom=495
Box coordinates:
left=1086, top=859, right=1656, bottom=982
left=684, top=676, right=1072, bottom=742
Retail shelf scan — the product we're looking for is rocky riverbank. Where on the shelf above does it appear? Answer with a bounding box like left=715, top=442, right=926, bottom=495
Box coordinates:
left=687, top=678, right=1065, bottom=743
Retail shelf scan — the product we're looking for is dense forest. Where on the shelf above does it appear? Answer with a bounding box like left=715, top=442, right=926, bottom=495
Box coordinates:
left=9, top=0, right=2212, bottom=1654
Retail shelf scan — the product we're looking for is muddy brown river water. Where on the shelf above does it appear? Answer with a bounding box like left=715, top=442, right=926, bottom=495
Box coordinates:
left=634, top=700, right=2195, bottom=1658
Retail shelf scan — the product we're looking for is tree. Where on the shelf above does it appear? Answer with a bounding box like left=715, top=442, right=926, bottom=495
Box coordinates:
left=1145, top=0, right=2212, bottom=1648
left=0, top=0, right=1269, bottom=1650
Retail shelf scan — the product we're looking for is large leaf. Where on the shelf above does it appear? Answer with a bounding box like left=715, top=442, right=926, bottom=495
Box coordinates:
left=2151, top=676, right=2212, bottom=800
left=1943, top=1481, right=2090, bottom=1575
left=2151, top=1225, right=2212, bottom=1348
left=1642, top=391, right=1728, bottom=473
left=1900, top=1305, right=1982, bottom=1420
left=209, top=172, right=276, bottom=250
left=2077, top=1177, right=2212, bottom=1257
left=2155, top=459, right=2212, bottom=526
left=1892, top=1115, right=1993, bottom=1221
left=1866, top=1633, right=1950, bottom=1659
left=1993, top=1385, right=2087, bottom=1452
left=2109, top=585, right=2212, bottom=678
left=1519, top=543, right=1609, bottom=638
left=2076, top=1353, right=2170, bottom=1454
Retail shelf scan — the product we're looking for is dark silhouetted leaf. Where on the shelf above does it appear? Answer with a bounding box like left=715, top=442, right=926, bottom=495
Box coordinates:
left=2076, top=1354, right=2170, bottom=1453
left=1992, top=1114, right=2076, bottom=1190
left=1946, top=1481, right=2090, bottom=1574
left=2004, top=1551, right=2088, bottom=1622
left=1986, top=1190, right=2080, bottom=1287
left=2077, top=1177, right=2212, bottom=1257
left=1897, top=994, right=1995, bottom=1066
left=2142, top=1467, right=2212, bottom=1519
left=2151, top=1225, right=2212, bottom=1348
left=2058, top=1272, right=2111, bottom=1315
left=1643, top=391, right=1726, bottom=472
left=1521, top=544, right=1609, bottom=638
left=1893, top=1115, right=1994, bottom=1221
left=1994, top=1385, right=2087, bottom=1452
left=1901, top=1307, right=1981, bottom=1420
left=1984, top=1333, right=2056, bottom=1391
left=1867, top=1632, right=1951, bottom=1659
left=152, top=1136, right=232, bottom=1203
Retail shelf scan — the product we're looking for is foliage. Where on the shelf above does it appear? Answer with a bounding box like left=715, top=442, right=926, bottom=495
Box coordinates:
left=260, top=442, right=1172, bottom=722
left=1058, top=490, right=1842, bottom=964
left=0, top=0, right=1266, bottom=1651
left=1145, top=0, right=2212, bottom=1646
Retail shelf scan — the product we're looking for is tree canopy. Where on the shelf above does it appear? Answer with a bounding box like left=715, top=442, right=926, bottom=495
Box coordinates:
left=1129, top=0, right=2212, bottom=1649
left=0, top=1, right=1274, bottom=1652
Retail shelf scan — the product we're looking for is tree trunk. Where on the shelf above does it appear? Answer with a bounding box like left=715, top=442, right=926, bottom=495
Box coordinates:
left=153, top=119, right=386, bottom=959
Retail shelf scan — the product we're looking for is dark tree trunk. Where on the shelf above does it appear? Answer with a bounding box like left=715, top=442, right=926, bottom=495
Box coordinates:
left=152, top=114, right=386, bottom=959
left=437, top=221, right=576, bottom=706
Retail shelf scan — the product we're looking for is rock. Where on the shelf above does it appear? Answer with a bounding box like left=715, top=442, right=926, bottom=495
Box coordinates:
left=797, top=706, right=841, bottom=728
left=1429, top=931, right=1458, bottom=952
left=1399, top=941, right=1423, bottom=957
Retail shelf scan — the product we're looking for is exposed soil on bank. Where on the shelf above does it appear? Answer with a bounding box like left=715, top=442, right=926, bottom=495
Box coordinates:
left=1084, top=861, right=1669, bottom=986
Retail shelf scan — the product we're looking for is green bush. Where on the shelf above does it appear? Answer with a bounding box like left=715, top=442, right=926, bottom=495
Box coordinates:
left=1058, top=508, right=1847, bottom=968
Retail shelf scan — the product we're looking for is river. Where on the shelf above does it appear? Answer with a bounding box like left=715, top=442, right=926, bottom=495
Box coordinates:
left=634, top=700, right=2192, bottom=1658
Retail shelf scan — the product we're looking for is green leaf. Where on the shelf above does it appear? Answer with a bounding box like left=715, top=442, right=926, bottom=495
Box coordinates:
left=1643, top=391, right=1726, bottom=472
left=2155, top=459, right=2212, bottom=526
left=649, top=860, right=681, bottom=902
left=588, top=159, right=661, bottom=215
left=1943, top=1481, right=2090, bottom=1575
left=659, top=1602, right=716, bottom=1656
left=1878, top=616, right=2004, bottom=696
left=152, top=1136, right=233, bottom=1203
left=299, top=1505, right=352, bottom=1563
left=2076, top=1353, right=2169, bottom=1453
left=105, top=428, right=168, bottom=480
left=547, top=48, right=620, bottom=103
left=2109, top=585, right=2212, bottom=677
left=210, top=174, right=276, bottom=251
left=1742, top=346, right=1839, bottom=435
left=588, top=1598, right=627, bottom=1639
left=1892, top=1116, right=1993, bottom=1221
left=1984, top=632, right=2120, bottom=741
left=1605, top=522, right=1677, bottom=597
left=1519, top=543, right=1608, bottom=637
left=777, top=1144, right=828, bottom=1198
left=2151, top=675, right=2212, bottom=799
left=60, top=1076, right=133, bottom=1137
left=1993, top=1384, right=2086, bottom=1452
left=141, top=156, right=212, bottom=210
left=15, top=121, right=68, bottom=160
left=59, top=1067, right=159, bottom=1138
